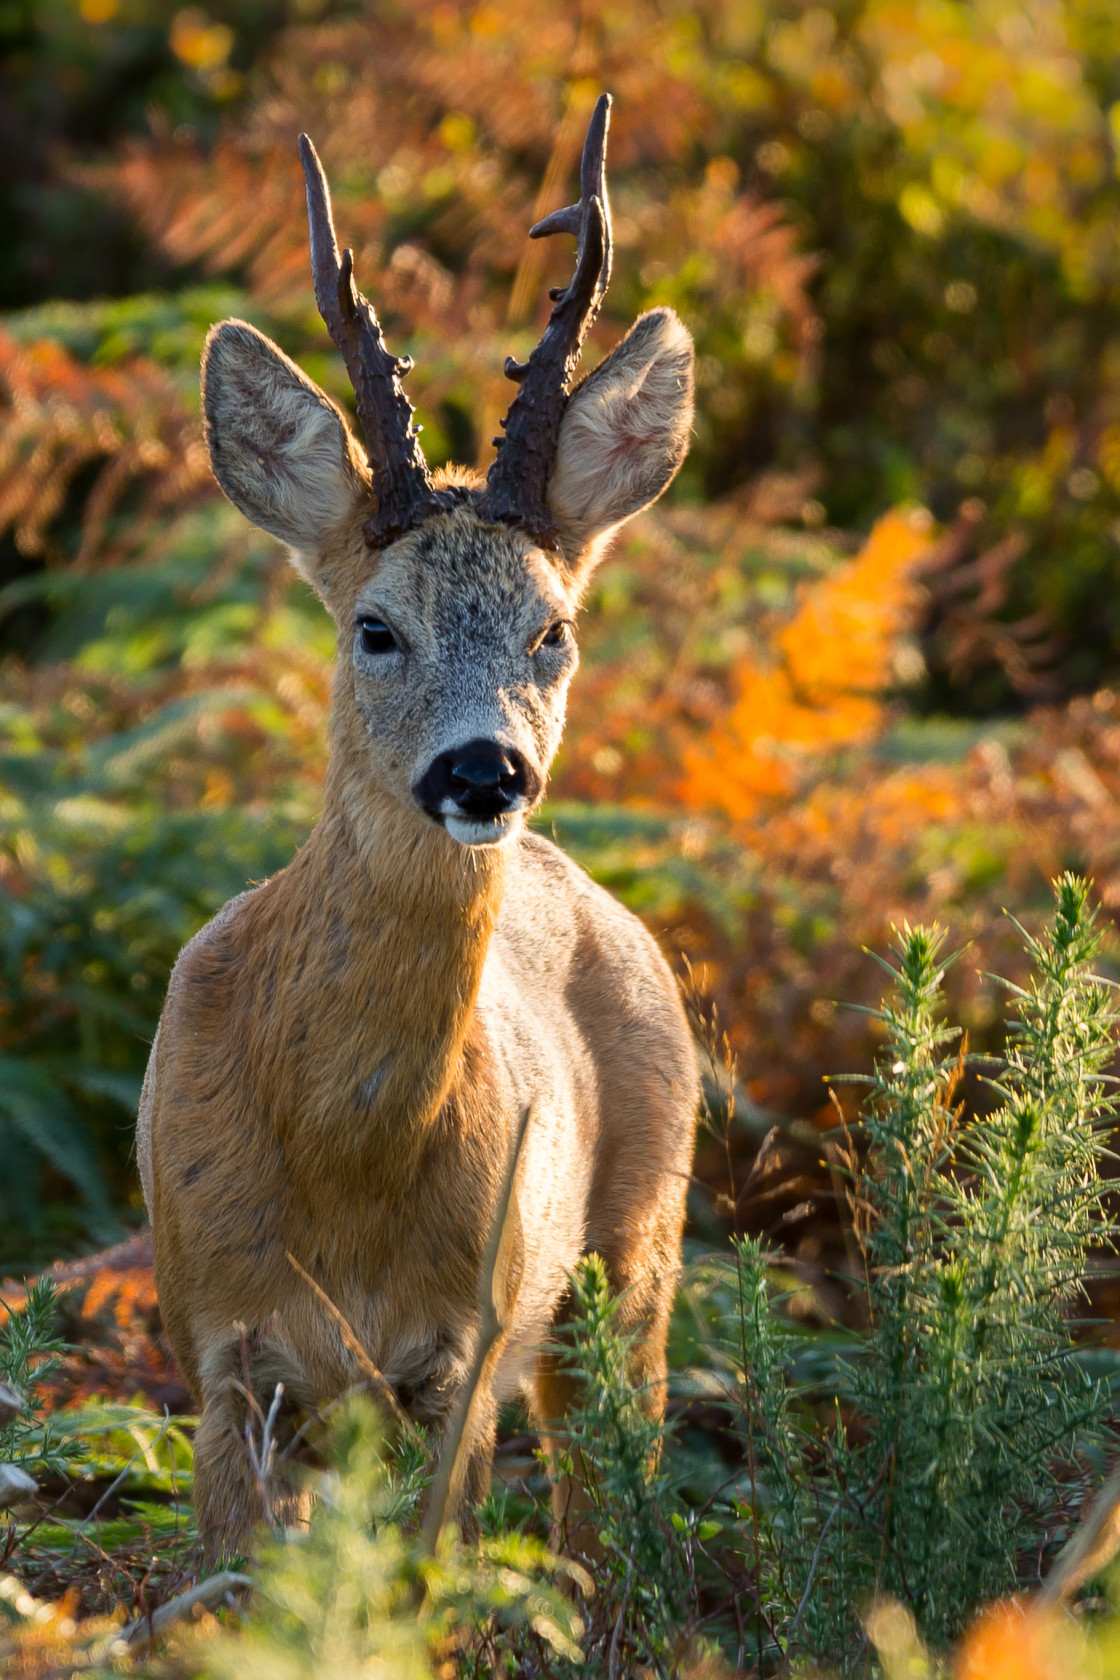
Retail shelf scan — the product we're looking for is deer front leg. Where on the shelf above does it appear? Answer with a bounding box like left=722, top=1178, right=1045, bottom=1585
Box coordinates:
left=192, top=1335, right=317, bottom=1566
left=193, top=1394, right=268, bottom=1566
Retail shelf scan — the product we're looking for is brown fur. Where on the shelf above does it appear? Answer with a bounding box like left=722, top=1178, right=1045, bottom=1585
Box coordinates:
left=139, top=303, right=699, bottom=1561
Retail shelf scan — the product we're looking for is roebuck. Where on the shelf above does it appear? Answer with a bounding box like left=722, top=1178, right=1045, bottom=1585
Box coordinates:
left=138, top=95, right=699, bottom=1561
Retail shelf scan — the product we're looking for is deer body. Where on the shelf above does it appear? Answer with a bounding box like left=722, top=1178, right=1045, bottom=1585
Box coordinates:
left=139, top=99, right=699, bottom=1560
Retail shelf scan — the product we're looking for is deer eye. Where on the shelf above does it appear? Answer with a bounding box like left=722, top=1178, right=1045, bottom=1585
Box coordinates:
left=358, top=617, right=397, bottom=655
left=538, top=620, right=572, bottom=650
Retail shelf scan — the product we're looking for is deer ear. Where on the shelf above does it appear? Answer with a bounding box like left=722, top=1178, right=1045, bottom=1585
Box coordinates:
left=547, top=307, right=694, bottom=563
left=202, top=319, right=368, bottom=575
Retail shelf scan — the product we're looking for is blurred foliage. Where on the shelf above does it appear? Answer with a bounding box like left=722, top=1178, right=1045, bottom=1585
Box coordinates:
left=8, top=0, right=1120, bottom=698
left=0, top=0, right=289, bottom=307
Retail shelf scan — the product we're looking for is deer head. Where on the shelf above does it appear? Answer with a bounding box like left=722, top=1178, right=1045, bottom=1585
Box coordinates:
left=201, top=97, right=694, bottom=848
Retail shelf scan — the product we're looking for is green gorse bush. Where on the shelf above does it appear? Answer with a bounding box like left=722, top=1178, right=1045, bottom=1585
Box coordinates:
left=549, top=1254, right=692, bottom=1677
left=0, top=1277, right=85, bottom=1486
left=723, top=873, right=1118, bottom=1671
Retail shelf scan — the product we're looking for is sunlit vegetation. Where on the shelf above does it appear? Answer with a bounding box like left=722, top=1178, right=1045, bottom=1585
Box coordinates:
left=5, top=0, right=1120, bottom=1673
left=3, top=881, right=1120, bottom=1676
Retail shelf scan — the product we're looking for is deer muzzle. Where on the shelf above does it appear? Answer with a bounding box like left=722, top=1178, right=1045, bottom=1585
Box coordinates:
left=413, top=739, right=541, bottom=846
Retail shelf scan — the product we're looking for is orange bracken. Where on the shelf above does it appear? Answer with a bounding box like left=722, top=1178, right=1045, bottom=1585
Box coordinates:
left=954, top=1598, right=1086, bottom=1680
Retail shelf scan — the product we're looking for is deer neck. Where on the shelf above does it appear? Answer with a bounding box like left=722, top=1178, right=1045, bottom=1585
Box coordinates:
left=290, top=740, right=508, bottom=1149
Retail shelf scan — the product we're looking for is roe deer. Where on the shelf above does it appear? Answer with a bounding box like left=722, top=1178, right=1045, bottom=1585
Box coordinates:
left=137, top=94, right=699, bottom=1562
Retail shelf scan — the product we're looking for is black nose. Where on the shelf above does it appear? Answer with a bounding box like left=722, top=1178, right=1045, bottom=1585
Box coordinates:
left=452, top=749, right=515, bottom=790
left=413, top=738, right=540, bottom=822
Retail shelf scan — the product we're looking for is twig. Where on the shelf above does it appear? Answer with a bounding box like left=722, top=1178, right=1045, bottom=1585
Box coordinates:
left=5, top=1478, right=78, bottom=1563
left=17, top=1479, right=117, bottom=1594
left=787, top=1499, right=840, bottom=1639
left=732, top=1587, right=746, bottom=1674
left=133, top=1554, right=157, bottom=1639
left=230, top=1376, right=285, bottom=1535
left=251, top=1384, right=284, bottom=1490
left=119, top=1570, right=252, bottom=1647
left=80, top=1410, right=172, bottom=1536
left=421, top=1103, right=533, bottom=1554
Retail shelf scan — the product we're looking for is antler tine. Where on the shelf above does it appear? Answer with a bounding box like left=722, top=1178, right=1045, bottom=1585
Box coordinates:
left=530, top=92, right=612, bottom=296
left=476, top=93, right=615, bottom=548
left=298, top=133, right=453, bottom=547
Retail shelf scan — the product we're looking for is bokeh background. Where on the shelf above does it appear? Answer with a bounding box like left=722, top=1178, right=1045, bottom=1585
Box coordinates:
left=5, top=0, right=1120, bottom=1276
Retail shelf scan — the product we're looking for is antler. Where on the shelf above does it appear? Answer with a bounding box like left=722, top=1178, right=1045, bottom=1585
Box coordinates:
left=476, top=93, right=614, bottom=547
left=298, top=133, right=459, bottom=547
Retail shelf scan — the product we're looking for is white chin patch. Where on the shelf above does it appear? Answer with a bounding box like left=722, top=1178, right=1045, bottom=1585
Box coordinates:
left=445, top=811, right=523, bottom=848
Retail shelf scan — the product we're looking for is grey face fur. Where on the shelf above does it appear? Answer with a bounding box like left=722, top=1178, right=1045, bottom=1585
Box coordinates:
left=199, top=307, right=695, bottom=848
left=349, top=514, right=578, bottom=846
